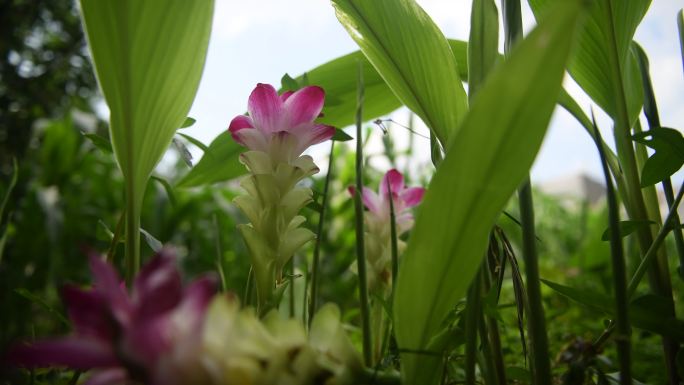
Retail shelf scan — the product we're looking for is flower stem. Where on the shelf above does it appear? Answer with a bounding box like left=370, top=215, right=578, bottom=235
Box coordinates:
left=309, top=140, right=335, bottom=328
left=600, top=1, right=678, bottom=381
left=124, top=180, right=141, bottom=284
left=353, top=60, right=372, bottom=365
left=503, top=0, right=552, bottom=382
left=464, top=269, right=482, bottom=385
left=592, top=114, right=631, bottom=384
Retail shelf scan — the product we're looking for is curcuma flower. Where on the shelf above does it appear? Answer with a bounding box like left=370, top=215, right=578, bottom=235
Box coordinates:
left=229, top=83, right=334, bottom=311
left=200, top=296, right=363, bottom=385
left=349, top=169, right=425, bottom=294
left=8, top=250, right=217, bottom=385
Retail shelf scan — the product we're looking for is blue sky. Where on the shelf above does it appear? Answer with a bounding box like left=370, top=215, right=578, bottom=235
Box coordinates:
left=185, top=0, right=684, bottom=184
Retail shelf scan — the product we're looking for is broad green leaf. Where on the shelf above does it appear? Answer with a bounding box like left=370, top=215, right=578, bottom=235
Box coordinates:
left=601, top=220, right=655, bottom=241
left=468, top=0, right=499, bottom=97
left=79, top=0, right=214, bottom=207
left=332, top=0, right=468, bottom=146
left=529, top=0, right=649, bottom=124
left=393, top=2, right=584, bottom=384
left=542, top=280, right=684, bottom=341
left=296, top=40, right=468, bottom=130
left=176, top=131, right=244, bottom=188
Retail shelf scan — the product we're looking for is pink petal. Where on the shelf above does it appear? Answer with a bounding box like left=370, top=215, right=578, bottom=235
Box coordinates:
left=88, top=254, right=131, bottom=325
left=284, top=86, right=325, bottom=127
left=8, top=337, right=118, bottom=369
left=280, top=90, right=294, bottom=102
left=400, top=187, right=426, bottom=208
left=178, top=276, right=218, bottom=322
left=61, top=285, right=113, bottom=340
left=83, top=368, right=128, bottom=385
left=247, top=83, right=283, bottom=133
left=133, top=250, right=182, bottom=320
left=228, top=115, right=254, bottom=145
left=380, top=169, right=405, bottom=196
left=361, top=187, right=382, bottom=213
left=298, top=124, right=335, bottom=150
left=120, top=316, right=171, bottom=369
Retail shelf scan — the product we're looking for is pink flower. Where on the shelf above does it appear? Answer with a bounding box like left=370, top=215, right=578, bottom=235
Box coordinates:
left=349, top=169, right=426, bottom=234
left=228, top=83, right=335, bottom=162
left=8, top=250, right=217, bottom=385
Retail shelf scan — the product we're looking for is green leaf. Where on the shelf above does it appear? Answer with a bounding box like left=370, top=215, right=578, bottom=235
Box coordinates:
left=151, top=175, right=177, bottom=206
left=332, top=128, right=353, bottom=142
left=542, top=280, right=684, bottom=342
left=82, top=132, right=113, bottom=154
left=281, top=73, right=300, bottom=92
left=176, top=131, right=244, bottom=188
left=529, top=0, right=649, bottom=124
left=177, top=133, right=210, bottom=153
left=633, top=127, right=684, bottom=186
left=291, top=40, right=468, bottom=130
left=468, top=0, right=499, bottom=97
left=180, top=117, right=197, bottom=129
left=79, top=0, right=214, bottom=204
left=601, top=220, right=655, bottom=241
left=332, top=0, right=468, bottom=146
left=392, top=2, right=584, bottom=384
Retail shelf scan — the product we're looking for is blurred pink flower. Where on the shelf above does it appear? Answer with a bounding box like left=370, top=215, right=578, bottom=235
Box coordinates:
left=8, top=250, right=216, bottom=385
left=349, top=169, right=425, bottom=234
left=228, top=83, right=335, bottom=162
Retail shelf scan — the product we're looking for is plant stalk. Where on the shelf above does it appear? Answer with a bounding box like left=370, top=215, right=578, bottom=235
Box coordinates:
left=464, top=270, right=482, bottom=385
left=353, top=60, right=372, bottom=366
left=503, top=0, right=552, bottom=382
left=599, top=1, right=678, bottom=381
left=593, top=115, right=631, bottom=384
left=124, top=180, right=141, bottom=284
left=309, top=140, right=335, bottom=327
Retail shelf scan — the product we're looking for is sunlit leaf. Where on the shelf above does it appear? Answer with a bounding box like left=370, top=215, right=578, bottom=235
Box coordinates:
left=332, top=0, right=468, bottom=146
left=176, top=131, right=243, bottom=188
left=528, top=0, right=649, bottom=124
left=79, top=0, right=214, bottom=209
left=392, top=2, right=584, bottom=383
left=292, top=40, right=468, bottom=130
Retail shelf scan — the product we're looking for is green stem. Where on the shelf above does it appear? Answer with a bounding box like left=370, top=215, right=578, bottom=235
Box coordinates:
left=600, top=2, right=678, bottom=381
left=289, top=257, right=295, bottom=317
left=309, top=140, right=335, bottom=327
left=628, top=180, right=684, bottom=298
left=592, top=116, right=631, bottom=384
left=634, top=44, right=684, bottom=280
left=124, top=180, right=141, bottom=284
left=353, top=60, right=372, bottom=366
left=213, top=214, right=227, bottom=292
left=517, top=179, right=552, bottom=385
left=503, top=0, right=552, bottom=382
left=482, top=258, right=507, bottom=385
left=464, top=270, right=482, bottom=385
